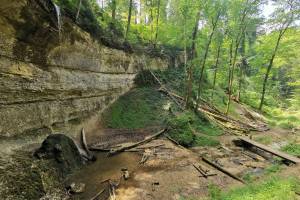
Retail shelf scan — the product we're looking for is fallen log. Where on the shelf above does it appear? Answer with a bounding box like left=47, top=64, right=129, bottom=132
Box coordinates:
left=136, top=144, right=165, bottom=149
left=239, top=137, right=300, bottom=164
left=108, top=129, right=167, bottom=156
left=202, top=157, right=245, bottom=184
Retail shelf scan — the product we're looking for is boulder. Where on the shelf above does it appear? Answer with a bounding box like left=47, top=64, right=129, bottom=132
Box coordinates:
left=34, top=134, right=83, bottom=176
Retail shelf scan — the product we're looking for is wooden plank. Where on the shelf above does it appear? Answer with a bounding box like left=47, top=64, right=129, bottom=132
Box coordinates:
left=239, top=137, right=300, bottom=164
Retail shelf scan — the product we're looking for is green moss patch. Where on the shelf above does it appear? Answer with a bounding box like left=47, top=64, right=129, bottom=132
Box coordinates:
left=102, top=87, right=170, bottom=129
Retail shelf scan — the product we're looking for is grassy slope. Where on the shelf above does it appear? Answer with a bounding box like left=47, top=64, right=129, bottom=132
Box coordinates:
left=102, top=68, right=223, bottom=147
left=102, top=87, right=169, bottom=129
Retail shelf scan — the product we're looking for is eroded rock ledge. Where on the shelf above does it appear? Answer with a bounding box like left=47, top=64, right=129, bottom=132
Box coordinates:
left=0, top=0, right=169, bottom=139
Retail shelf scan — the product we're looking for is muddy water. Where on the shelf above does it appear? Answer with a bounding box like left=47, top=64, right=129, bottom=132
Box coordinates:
left=66, top=152, right=141, bottom=199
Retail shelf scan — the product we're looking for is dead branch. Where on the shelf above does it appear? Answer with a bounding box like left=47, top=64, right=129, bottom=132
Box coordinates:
left=193, top=164, right=208, bottom=178
left=90, top=189, right=105, bottom=200
left=81, top=128, right=94, bottom=160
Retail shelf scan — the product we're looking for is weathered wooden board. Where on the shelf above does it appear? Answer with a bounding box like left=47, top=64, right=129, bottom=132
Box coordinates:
left=239, top=137, right=300, bottom=164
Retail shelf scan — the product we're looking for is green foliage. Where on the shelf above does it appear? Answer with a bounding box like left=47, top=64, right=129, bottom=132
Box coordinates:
left=211, top=177, right=300, bottom=200
left=194, top=136, right=220, bottom=147
left=264, top=107, right=300, bottom=129
left=102, top=87, right=169, bottom=129
left=265, top=164, right=282, bottom=175
left=167, top=111, right=221, bottom=147
left=208, top=183, right=222, bottom=200
left=167, top=112, right=196, bottom=147
left=281, top=143, right=300, bottom=157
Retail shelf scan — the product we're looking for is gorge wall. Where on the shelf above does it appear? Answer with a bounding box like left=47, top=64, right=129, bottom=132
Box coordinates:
left=0, top=0, right=169, bottom=142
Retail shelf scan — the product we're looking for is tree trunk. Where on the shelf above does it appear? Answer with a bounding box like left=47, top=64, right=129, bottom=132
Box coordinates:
left=196, top=15, right=220, bottom=109
left=185, top=7, right=201, bottom=108
left=111, top=0, right=116, bottom=20
left=226, top=42, right=239, bottom=115
left=237, top=35, right=246, bottom=102
left=212, top=43, right=222, bottom=99
left=150, top=0, right=154, bottom=42
left=125, top=0, right=133, bottom=41
left=237, top=67, right=242, bottom=102
left=154, top=0, right=161, bottom=47
left=75, top=0, right=82, bottom=22
left=259, top=36, right=282, bottom=110
left=226, top=22, right=248, bottom=115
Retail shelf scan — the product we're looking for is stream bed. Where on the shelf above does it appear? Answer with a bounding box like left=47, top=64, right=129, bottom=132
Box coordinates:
left=66, top=152, right=141, bottom=199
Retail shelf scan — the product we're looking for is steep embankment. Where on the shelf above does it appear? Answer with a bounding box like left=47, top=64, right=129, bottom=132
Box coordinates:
left=0, top=0, right=168, bottom=145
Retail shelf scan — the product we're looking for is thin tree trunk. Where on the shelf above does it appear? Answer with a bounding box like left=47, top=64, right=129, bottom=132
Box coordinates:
left=154, top=0, right=161, bottom=47
left=183, top=4, right=187, bottom=87
left=258, top=15, right=293, bottom=111
left=111, top=0, right=116, bottom=20
left=225, top=17, right=249, bottom=114
left=237, top=67, right=242, bottom=102
left=196, top=14, right=220, bottom=109
left=185, top=7, right=202, bottom=108
left=259, top=30, right=285, bottom=110
left=150, top=0, right=154, bottom=43
left=225, top=2, right=250, bottom=114
left=125, top=0, right=133, bottom=41
left=75, top=0, right=82, bottom=22
left=226, top=42, right=239, bottom=114
left=212, top=43, right=222, bottom=99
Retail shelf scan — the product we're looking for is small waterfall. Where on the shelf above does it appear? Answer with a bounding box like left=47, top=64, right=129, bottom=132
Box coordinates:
left=53, top=3, right=62, bottom=39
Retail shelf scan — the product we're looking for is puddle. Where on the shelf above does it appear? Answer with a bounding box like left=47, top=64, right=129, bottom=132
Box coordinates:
left=66, top=152, right=141, bottom=200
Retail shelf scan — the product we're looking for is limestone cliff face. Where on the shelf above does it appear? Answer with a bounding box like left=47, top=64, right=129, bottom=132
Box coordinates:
left=0, top=0, right=168, bottom=139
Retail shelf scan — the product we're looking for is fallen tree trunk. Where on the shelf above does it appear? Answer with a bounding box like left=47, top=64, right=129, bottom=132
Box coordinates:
left=202, top=157, right=245, bottom=184
left=108, top=129, right=167, bottom=156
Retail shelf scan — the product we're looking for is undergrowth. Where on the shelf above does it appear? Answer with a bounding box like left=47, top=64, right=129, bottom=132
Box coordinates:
left=209, top=176, right=300, bottom=200
left=281, top=142, right=300, bottom=157
left=167, top=111, right=221, bottom=147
